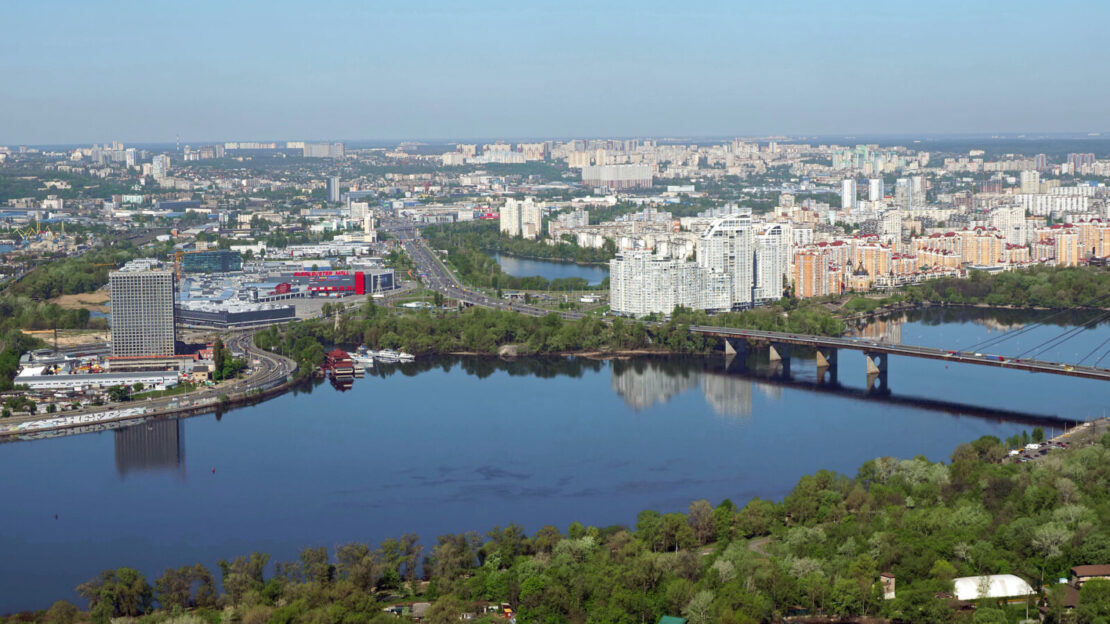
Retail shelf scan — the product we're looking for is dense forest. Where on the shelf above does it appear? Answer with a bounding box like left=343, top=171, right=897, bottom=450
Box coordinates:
left=251, top=300, right=846, bottom=376
left=902, top=267, right=1110, bottom=309
left=13, top=430, right=1110, bottom=624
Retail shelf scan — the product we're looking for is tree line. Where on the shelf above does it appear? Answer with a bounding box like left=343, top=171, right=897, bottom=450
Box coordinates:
left=901, top=266, right=1110, bottom=310
left=3, top=243, right=142, bottom=301
left=13, top=431, right=1110, bottom=623
left=253, top=299, right=846, bottom=364
left=422, top=221, right=611, bottom=292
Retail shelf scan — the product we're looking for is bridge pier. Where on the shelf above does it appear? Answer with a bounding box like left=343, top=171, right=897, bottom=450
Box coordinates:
left=723, top=338, right=746, bottom=358
left=769, top=342, right=791, bottom=377
left=816, top=348, right=838, bottom=385
left=865, top=351, right=889, bottom=394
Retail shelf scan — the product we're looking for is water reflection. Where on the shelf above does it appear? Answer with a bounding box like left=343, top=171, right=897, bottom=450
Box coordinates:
left=35, top=307, right=1101, bottom=472
left=114, top=419, right=185, bottom=477
left=608, top=358, right=783, bottom=418
left=847, top=316, right=903, bottom=343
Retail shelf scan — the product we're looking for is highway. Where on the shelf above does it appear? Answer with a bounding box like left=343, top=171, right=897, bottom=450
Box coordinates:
left=384, top=218, right=1110, bottom=383
left=0, top=330, right=297, bottom=437
left=389, top=222, right=586, bottom=321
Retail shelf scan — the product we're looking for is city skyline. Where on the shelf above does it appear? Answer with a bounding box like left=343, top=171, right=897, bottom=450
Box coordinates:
left=4, top=0, right=1109, bottom=144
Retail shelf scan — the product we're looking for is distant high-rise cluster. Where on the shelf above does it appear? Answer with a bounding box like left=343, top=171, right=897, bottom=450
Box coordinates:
left=581, top=164, right=653, bottom=190
left=303, top=142, right=345, bottom=158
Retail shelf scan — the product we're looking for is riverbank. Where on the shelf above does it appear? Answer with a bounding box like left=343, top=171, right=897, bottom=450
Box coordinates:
left=837, top=299, right=1110, bottom=325
left=492, top=249, right=610, bottom=268
left=16, top=408, right=1109, bottom=622
left=0, top=336, right=298, bottom=440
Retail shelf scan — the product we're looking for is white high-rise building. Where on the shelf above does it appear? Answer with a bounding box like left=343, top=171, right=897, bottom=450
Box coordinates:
left=895, top=178, right=913, bottom=210
left=500, top=197, right=543, bottom=239
left=841, top=179, right=857, bottom=211
left=868, top=178, right=884, bottom=202
left=880, top=209, right=903, bottom=241
left=698, top=213, right=755, bottom=309
left=152, top=154, right=170, bottom=180
left=754, top=224, right=790, bottom=303
left=990, top=205, right=1028, bottom=246
left=1020, top=170, right=1041, bottom=194
left=609, top=250, right=730, bottom=316
left=326, top=176, right=341, bottom=203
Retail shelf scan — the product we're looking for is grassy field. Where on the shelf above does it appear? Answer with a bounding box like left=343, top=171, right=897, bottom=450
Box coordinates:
left=131, top=382, right=199, bottom=400
left=48, top=290, right=110, bottom=312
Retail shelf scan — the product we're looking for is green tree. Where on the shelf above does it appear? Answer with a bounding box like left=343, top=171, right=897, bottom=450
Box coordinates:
left=76, top=567, right=152, bottom=622
left=212, top=337, right=227, bottom=381
left=682, top=590, right=714, bottom=624
left=1078, top=578, right=1110, bottom=623
left=44, top=600, right=79, bottom=624
left=426, top=594, right=465, bottom=624
left=107, top=385, right=131, bottom=402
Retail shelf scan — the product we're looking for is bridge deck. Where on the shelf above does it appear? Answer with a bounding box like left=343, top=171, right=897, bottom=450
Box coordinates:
left=690, top=325, right=1110, bottom=382
left=396, top=229, right=1108, bottom=383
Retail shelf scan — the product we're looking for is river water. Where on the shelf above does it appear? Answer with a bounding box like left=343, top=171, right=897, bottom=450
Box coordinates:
left=1, top=308, right=1109, bottom=612
left=493, top=253, right=609, bottom=285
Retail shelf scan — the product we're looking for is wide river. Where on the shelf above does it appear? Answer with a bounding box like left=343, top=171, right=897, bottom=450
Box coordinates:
left=493, top=253, right=609, bottom=285
left=2, top=308, right=1109, bottom=612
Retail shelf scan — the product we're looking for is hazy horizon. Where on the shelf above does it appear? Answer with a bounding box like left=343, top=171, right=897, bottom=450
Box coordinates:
left=3, top=0, right=1108, bottom=144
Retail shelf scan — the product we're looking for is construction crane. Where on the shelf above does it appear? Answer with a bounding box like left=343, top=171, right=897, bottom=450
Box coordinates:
left=174, top=249, right=205, bottom=280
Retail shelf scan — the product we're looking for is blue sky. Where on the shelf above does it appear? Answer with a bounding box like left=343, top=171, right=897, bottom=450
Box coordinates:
left=2, top=0, right=1108, bottom=144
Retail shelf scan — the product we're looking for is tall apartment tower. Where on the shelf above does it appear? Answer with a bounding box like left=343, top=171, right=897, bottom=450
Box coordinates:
left=698, top=213, right=755, bottom=308
left=500, top=197, right=543, bottom=239
left=326, top=176, right=341, bottom=203
left=841, top=179, right=857, bottom=211
left=152, top=154, right=170, bottom=179
left=1020, top=170, right=1040, bottom=194
left=895, top=178, right=913, bottom=210
left=109, top=260, right=176, bottom=357
left=868, top=178, right=884, bottom=202
left=754, top=224, right=790, bottom=303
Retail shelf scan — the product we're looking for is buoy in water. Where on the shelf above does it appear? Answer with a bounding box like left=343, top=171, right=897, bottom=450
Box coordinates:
left=211, top=467, right=216, bottom=474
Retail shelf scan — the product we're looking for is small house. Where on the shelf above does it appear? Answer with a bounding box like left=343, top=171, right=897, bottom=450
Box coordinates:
left=880, top=572, right=896, bottom=599
left=1071, top=565, right=1110, bottom=588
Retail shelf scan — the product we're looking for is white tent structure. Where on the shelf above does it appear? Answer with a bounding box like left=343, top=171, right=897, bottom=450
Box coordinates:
left=953, top=575, right=1035, bottom=601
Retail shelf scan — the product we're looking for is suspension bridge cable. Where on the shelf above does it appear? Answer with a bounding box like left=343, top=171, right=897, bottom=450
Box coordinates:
left=1014, top=310, right=1110, bottom=360
left=1078, top=333, right=1110, bottom=366
left=959, top=292, right=1110, bottom=352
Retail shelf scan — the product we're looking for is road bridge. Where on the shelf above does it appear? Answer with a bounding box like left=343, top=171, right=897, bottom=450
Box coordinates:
left=389, top=223, right=1110, bottom=389
left=690, top=325, right=1110, bottom=389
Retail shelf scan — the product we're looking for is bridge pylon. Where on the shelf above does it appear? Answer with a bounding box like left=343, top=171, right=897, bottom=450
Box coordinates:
left=816, top=348, right=838, bottom=385
left=864, top=351, right=889, bottom=394
left=769, top=342, right=791, bottom=377
left=723, top=338, right=746, bottom=358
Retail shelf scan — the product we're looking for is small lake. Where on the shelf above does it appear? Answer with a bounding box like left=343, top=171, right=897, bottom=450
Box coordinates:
left=1, top=308, right=1109, bottom=612
left=493, top=253, right=609, bottom=285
